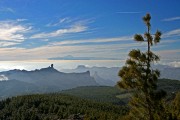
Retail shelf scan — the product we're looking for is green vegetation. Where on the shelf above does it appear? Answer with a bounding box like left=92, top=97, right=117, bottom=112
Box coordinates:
left=61, top=79, right=180, bottom=104
left=116, top=93, right=131, bottom=99
left=158, top=79, right=180, bottom=94
left=0, top=79, right=179, bottom=120
left=118, top=13, right=168, bottom=120
left=0, top=93, right=128, bottom=120
left=171, top=92, right=180, bottom=119
left=61, top=86, right=127, bottom=105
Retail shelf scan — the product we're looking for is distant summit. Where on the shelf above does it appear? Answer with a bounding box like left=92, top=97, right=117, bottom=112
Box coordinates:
left=6, top=64, right=59, bottom=74
left=37, top=64, right=60, bottom=73
left=48, top=55, right=118, bottom=60
left=51, top=64, right=54, bottom=68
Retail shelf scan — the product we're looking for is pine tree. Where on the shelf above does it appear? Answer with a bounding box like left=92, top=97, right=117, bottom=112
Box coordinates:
left=118, top=13, right=166, bottom=120
left=171, top=92, right=180, bottom=119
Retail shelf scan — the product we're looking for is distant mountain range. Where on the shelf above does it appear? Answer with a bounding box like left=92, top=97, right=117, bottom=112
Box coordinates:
left=0, top=64, right=179, bottom=99
left=61, top=64, right=180, bottom=85
left=0, top=64, right=98, bottom=99
left=61, top=65, right=120, bottom=85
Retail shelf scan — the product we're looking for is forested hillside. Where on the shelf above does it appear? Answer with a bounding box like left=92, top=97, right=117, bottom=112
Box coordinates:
left=61, top=86, right=126, bottom=105
left=0, top=94, right=128, bottom=120
left=0, top=79, right=179, bottom=119
left=61, top=79, right=180, bottom=104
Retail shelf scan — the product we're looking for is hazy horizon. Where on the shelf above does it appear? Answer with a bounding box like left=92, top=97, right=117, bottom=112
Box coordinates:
left=0, top=59, right=179, bottom=72
left=0, top=60, right=123, bottom=72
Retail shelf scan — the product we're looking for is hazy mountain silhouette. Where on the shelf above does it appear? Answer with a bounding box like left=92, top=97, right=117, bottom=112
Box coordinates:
left=61, top=65, right=180, bottom=83
left=92, top=71, right=115, bottom=86
left=0, top=64, right=179, bottom=99
left=0, top=80, right=40, bottom=99
left=61, top=65, right=120, bottom=85
left=0, top=64, right=98, bottom=99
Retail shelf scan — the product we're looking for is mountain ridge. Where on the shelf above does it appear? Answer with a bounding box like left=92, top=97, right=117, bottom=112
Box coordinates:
left=0, top=64, right=98, bottom=99
left=61, top=64, right=180, bottom=82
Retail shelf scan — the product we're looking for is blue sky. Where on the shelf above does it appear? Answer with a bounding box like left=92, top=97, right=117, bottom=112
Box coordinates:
left=0, top=0, right=180, bottom=67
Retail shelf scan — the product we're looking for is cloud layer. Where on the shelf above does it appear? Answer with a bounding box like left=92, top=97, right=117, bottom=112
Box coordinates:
left=0, top=7, right=14, bottom=13
left=31, top=23, right=87, bottom=39
left=162, top=16, right=180, bottom=22
left=0, top=20, right=31, bottom=47
left=0, top=15, right=179, bottom=67
left=163, top=29, right=180, bottom=38
left=50, top=36, right=132, bottom=46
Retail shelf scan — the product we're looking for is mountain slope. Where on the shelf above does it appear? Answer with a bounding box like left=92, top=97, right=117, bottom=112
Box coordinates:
left=0, top=80, right=40, bottom=99
left=61, top=86, right=126, bottom=105
left=61, top=79, right=180, bottom=104
left=0, top=94, right=128, bottom=120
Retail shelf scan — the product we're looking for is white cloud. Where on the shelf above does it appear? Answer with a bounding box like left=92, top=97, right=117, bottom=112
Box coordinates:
left=51, top=36, right=133, bottom=46
left=157, top=49, right=180, bottom=55
left=59, top=17, right=70, bottom=23
left=0, top=38, right=179, bottom=62
left=156, top=49, right=180, bottom=63
left=0, top=75, right=8, bottom=81
left=0, top=41, right=20, bottom=47
left=0, top=7, right=14, bottom=13
left=48, top=33, right=178, bottom=47
left=0, top=41, right=144, bottom=61
left=160, top=39, right=179, bottom=44
left=162, top=16, right=180, bottom=22
left=163, top=29, right=180, bottom=38
left=31, top=24, right=87, bottom=39
left=0, top=20, right=31, bottom=42
left=0, top=29, right=178, bottom=61
left=167, top=61, right=180, bottom=67
left=46, top=17, right=72, bottom=27
left=16, top=19, right=28, bottom=22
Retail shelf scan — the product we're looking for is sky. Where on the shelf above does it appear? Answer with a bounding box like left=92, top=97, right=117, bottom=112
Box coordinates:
left=0, top=0, right=180, bottom=69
